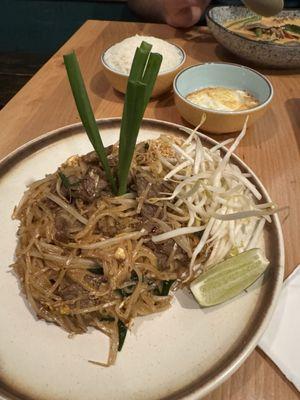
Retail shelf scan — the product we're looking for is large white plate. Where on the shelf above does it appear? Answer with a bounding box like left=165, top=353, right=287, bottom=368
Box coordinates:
left=0, top=118, right=284, bottom=400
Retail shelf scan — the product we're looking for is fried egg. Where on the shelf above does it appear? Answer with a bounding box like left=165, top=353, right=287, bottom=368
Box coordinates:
left=186, top=87, right=259, bottom=112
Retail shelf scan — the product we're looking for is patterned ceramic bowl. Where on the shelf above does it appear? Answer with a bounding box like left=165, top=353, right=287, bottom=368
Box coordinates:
left=206, top=6, right=300, bottom=69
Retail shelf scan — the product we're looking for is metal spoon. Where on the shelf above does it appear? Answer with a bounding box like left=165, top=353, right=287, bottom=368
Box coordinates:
left=242, top=0, right=284, bottom=17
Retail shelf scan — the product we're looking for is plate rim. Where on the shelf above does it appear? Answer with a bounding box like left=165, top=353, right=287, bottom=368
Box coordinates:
left=0, top=117, right=285, bottom=400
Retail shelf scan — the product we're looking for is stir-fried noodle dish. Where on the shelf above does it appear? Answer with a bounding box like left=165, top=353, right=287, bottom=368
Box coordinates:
left=12, top=129, right=276, bottom=366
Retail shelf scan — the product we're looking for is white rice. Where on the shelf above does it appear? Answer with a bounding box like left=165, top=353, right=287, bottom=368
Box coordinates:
left=103, top=35, right=183, bottom=74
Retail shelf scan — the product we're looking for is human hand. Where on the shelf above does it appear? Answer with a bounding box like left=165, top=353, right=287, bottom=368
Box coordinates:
left=163, top=0, right=211, bottom=28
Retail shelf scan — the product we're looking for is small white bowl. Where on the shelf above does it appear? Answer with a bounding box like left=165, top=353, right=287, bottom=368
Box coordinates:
left=101, top=42, right=186, bottom=97
left=173, top=62, right=273, bottom=134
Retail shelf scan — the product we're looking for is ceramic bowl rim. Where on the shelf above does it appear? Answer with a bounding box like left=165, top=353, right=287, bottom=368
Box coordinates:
left=101, top=41, right=186, bottom=77
left=206, top=5, right=300, bottom=49
left=173, top=62, right=274, bottom=116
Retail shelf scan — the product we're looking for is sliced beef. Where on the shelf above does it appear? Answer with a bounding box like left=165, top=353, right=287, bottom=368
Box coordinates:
left=54, top=215, right=70, bottom=242
left=57, top=282, right=87, bottom=301
left=97, top=216, right=118, bottom=237
left=134, top=210, right=159, bottom=234
left=43, top=198, right=59, bottom=211
left=82, top=167, right=107, bottom=197
left=145, top=239, right=174, bottom=269
left=140, top=203, right=157, bottom=218
left=108, top=154, right=118, bottom=169
left=81, top=146, right=113, bottom=165
left=84, top=274, right=107, bottom=290
left=135, top=174, right=149, bottom=196
left=70, top=166, right=108, bottom=202
left=135, top=173, right=174, bottom=199
left=145, top=237, right=190, bottom=270
left=81, top=151, right=99, bottom=164
left=174, top=246, right=189, bottom=266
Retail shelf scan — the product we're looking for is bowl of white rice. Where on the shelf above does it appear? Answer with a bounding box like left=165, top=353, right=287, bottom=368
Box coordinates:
left=101, top=35, right=186, bottom=97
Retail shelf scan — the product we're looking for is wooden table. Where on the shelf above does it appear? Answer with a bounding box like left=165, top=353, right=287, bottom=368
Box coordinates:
left=0, top=20, right=299, bottom=400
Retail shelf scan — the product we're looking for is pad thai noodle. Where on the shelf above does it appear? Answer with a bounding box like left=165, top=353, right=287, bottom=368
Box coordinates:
left=12, top=129, right=276, bottom=366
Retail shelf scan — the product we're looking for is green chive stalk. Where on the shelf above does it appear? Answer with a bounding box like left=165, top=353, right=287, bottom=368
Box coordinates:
left=141, top=53, right=163, bottom=110
left=118, top=42, right=152, bottom=174
left=117, top=43, right=162, bottom=195
left=117, top=80, right=148, bottom=195
left=63, top=51, right=117, bottom=194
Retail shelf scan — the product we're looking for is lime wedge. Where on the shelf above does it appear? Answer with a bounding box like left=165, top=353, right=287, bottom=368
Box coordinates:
left=190, top=248, right=269, bottom=307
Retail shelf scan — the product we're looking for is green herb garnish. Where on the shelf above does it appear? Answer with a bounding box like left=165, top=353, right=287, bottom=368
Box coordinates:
left=116, top=288, right=131, bottom=298
left=58, top=171, right=71, bottom=188
left=63, top=52, right=117, bottom=194
left=154, top=280, right=175, bottom=296
left=99, top=315, right=115, bottom=322
left=116, top=284, right=136, bottom=298
left=118, top=320, right=128, bottom=351
left=88, top=264, right=104, bottom=275
left=226, top=15, right=261, bottom=29
left=58, top=171, right=79, bottom=189
left=161, top=280, right=175, bottom=296
left=115, top=271, right=139, bottom=298
left=144, top=142, right=149, bottom=151
left=195, top=230, right=204, bottom=240
left=130, top=270, right=138, bottom=281
left=284, top=24, right=300, bottom=36
left=254, top=27, right=263, bottom=37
